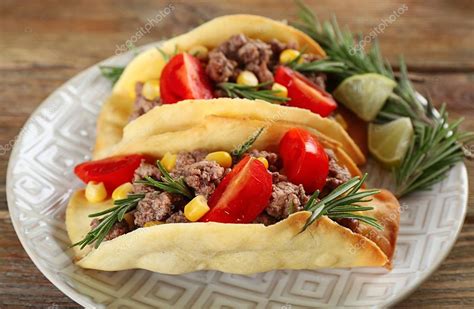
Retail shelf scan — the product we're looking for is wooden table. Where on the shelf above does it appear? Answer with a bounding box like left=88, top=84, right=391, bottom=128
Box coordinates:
left=1, top=0, right=472, bottom=307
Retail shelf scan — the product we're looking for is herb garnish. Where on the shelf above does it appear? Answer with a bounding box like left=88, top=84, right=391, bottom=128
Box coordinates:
left=72, top=161, right=193, bottom=249
left=99, top=66, right=125, bottom=85
left=301, top=174, right=382, bottom=232
left=136, top=161, right=194, bottom=199
left=71, top=193, right=144, bottom=249
left=217, top=82, right=290, bottom=103
left=156, top=45, right=179, bottom=62
left=292, top=1, right=474, bottom=197
left=231, top=127, right=265, bottom=159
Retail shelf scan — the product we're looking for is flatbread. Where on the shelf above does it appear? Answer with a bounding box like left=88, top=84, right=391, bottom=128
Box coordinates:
left=68, top=117, right=399, bottom=274
left=67, top=189, right=398, bottom=274
left=94, top=14, right=331, bottom=158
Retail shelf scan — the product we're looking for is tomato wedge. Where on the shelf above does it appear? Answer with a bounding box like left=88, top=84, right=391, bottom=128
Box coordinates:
left=200, top=156, right=272, bottom=223
left=74, top=154, right=145, bottom=192
left=160, top=53, right=214, bottom=104
left=274, top=66, right=337, bottom=117
left=279, top=128, right=329, bottom=192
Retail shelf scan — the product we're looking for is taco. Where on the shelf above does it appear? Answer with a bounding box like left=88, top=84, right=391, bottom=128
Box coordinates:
left=94, top=14, right=365, bottom=165
left=67, top=102, right=399, bottom=274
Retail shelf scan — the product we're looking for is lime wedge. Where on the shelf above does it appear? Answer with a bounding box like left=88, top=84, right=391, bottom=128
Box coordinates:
left=333, top=73, right=397, bottom=121
left=368, top=117, right=414, bottom=167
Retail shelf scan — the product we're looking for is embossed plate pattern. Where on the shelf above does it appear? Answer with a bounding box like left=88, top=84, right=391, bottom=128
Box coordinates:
left=6, top=47, right=468, bottom=308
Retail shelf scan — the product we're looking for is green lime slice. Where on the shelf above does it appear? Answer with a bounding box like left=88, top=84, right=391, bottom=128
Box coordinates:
left=368, top=117, right=414, bottom=167
left=333, top=73, right=397, bottom=121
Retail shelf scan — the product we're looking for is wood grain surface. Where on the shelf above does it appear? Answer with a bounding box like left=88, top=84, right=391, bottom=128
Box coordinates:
left=0, top=0, right=473, bottom=308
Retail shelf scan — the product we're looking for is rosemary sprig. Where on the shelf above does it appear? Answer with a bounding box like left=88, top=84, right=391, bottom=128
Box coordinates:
left=156, top=45, right=179, bottom=62
left=217, top=82, right=290, bottom=103
left=288, top=58, right=348, bottom=74
left=99, top=65, right=125, bottom=85
left=292, top=1, right=473, bottom=197
left=394, top=106, right=474, bottom=196
left=136, top=160, right=194, bottom=199
left=72, top=161, right=194, bottom=249
left=231, top=127, right=265, bottom=158
left=71, top=194, right=144, bottom=249
left=302, top=174, right=382, bottom=232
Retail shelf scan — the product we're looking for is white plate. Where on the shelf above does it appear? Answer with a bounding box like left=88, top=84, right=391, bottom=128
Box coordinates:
left=7, top=47, right=469, bottom=308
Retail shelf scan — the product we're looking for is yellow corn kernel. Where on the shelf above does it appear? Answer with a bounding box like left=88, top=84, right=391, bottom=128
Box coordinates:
left=112, top=182, right=133, bottom=201
left=144, top=221, right=164, bottom=227
left=142, top=79, right=160, bottom=101
left=271, top=82, right=288, bottom=98
left=236, top=70, right=259, bottom=87
left=184, top=195, right=210, bottom=222
left=279, top=49, right=301, bottom=64
left=205, top=151, right=232, bottom=168
left=188, top=45, right=209, bottom=60
left=123, top=212, right=135, bottom=228
left=257, top=157, right=269, bottom=169
left=334, top=114, right=348, bottom=130
left=85, top=181, right=107, bottom=203
left=161, top=152, right=177, bottom=172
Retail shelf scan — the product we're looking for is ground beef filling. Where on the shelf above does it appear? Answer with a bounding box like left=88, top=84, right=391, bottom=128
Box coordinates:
left=92, top=148, right=354, bottom=240
left=206, top=34, right=326, bottom=90
left=129, top=82, right=162, bottom=121
left=205, top=34, right=288, bottom=85
left=321, top=149, right=352, bottom=196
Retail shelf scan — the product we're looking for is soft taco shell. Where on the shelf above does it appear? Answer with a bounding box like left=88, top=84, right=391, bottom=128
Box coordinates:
left=68, top=117, right=399, bottom=273
left=105, top=115, right=362, bottom=178
left=67, top=189, right=398, bottom=274
left=94, top=14, right=329, bottom=159
left=111, top=99, right=365, bottom=166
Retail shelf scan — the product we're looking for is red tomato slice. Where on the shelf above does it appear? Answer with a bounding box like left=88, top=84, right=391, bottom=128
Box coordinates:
left=200, top=156, right=273, bottom=223
left=160, top=53, right=214, bottom=104
left=274, top=66, right=337, bottom=117
left=279, top=128, right=329, bottom=192
left=74, top=154, right=145, bottom=192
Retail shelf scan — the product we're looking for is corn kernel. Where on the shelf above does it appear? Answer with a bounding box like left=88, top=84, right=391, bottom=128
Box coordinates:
left=85, top=181, right=107, bottom=203
left=257, top=157, right=269, bottom=169
left=144, top=221, right=164, bottom=227
left=184, top=195, right=210, bottom=222
left=142, top=80, right=160, bottom=101
left=205, top=151, right=233, bottom=168
left=334, top=114, right=348, bottom=130
left=279, top=49, right=301, bottom=64
left=236, top=70, right=259, bottom=87
left=271, top=82, right=288, bottom=98
left=188, top=45, right=209, bottom=60
left=161, top=152, right=177, bottom=172
left=112, top=182, right=133, bottom=201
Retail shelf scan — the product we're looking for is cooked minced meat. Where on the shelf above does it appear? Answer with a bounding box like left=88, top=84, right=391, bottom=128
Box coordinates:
left=166, top=211, right=190, bottom=223
left=90, top=219, right=129, bottom=241
left=206, top=34, right=274, bottom=84
left=323, top=149, right=352, bottom=193
left=249, top=150, right=280, bottom=172
left=132, top=160, right=161, bottom=194
left=134, top=191, right=180, bottom=226
left=129, top=82, right=161, bottom=121
left=253, top=212, right=278, bottom=226
left=174, top=150, right=208, bottom=172
left=181, top=160, right=226, bottom=198
left=206, top=51, right=238, bottom=83
left=266, top=180, right=308, bottom=220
